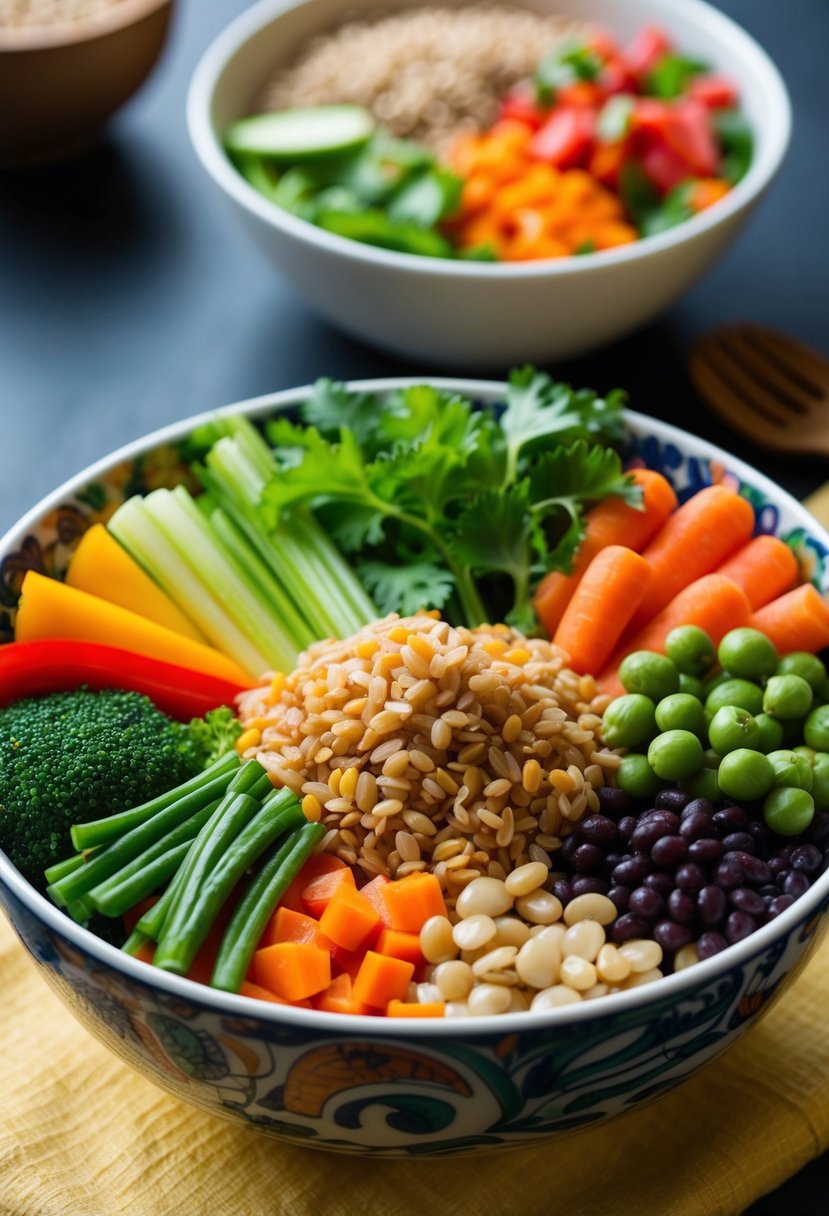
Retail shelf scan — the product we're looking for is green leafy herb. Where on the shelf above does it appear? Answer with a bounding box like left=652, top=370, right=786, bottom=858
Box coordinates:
left=714, top=109, right=754, bottom=184
left=535, top=40, right=603, bottom=105
left=644, top=53, right=708, bottom=99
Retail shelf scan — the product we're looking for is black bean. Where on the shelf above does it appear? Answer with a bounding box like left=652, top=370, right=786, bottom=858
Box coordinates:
left=597, top=787, right=631, bottom=819
left=767, top=856, right=788, bottom=878
left=571, top=876, right=609, bottom=897
left=604, top=852, right=625, bottom=870
left=735, top=854, right=771, bottom=886
left=611, top=913, right=653, bottom=944
left=783, top=871, right=811, bottom=898
left=651, top=835, right=687, bottom=866
left=631, top=811, right=680, bottom=852
left=791, top=844, right=823, bottom=875
left=675, top=863, right=705, bottom=894
left=681, top=797, right=714, bottom=820
left=679, top=809, right=715, bottom=842
left=688, top=837, right=723, bottom=864
left=725, top=910, right=757, bottom=944
left=571, top=843, right=605, bottom=874
left=713, top=805, right=749, bottom=834
left=722, top=831, right=755, bottom=854
left=697, top=931, right=728, bottom=960
left=608, top=885, right=631, bottom=913
left=656, top=789, right=690, bottom=813
left=611, top=856, right=650, bottom=887
left=807, top=812, right=829, bottom=847
left=668, top=889, right=695, bottom=925
left=654, top=920, right=692, bottom=953
left=628, top=886, right=665, bottom=920
left=768, top=895, right=796, bottom=918
left=749, top=821, right=771, bottom=852
left=617, top=816, right=637, bottom=843
left=714, top=861, right=744, bottom=891
left=698, top=885, right=727, bottom=926
left=759, top=884, right=779, bottom=899
left=577, top=816, right=618, bottom=847
left=643, top=872, right=674, bottom=897
left=552, top=879, right=573, bottom=905
left=560, top=835, right=580, bottom=864
left=729, top=887, right=766, bottom=917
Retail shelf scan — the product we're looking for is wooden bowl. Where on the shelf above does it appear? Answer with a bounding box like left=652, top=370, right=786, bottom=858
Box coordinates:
left=0, top=0, right=174, bottom=166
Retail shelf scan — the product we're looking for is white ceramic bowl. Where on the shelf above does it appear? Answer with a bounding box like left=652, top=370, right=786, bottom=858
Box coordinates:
left=3, top=379, right=829, bottom=1155
left=187, top=0, right=791, bottom=367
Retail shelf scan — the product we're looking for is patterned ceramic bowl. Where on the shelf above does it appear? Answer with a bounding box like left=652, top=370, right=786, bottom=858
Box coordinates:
left=2, top=379, right=828, bottom=1157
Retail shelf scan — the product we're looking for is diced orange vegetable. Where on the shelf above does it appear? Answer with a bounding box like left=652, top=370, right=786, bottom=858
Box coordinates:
left=387, top=999, right=446, bottom=1018
left=359, top=875, right=393, bottom=929
left=301, top=867, right=357, bottom=919
left=352, top=951, right=415, bottom=1009
left=715, top=536, right=799, bottom=610
left=240, top=981, right=296, bottom=1006
left=375, top=928, right=426, bottom=966
left=600, top=574, right=752, bottom=697
left=280, top=853, right=346, bottom=913
left=260, top=906, right=333, bottom=951
left=331, top=944, right=365, bottom=980
left=314, top=973, right=372, bottom=1015
left=533, top=469, right=678, bottom=635
left=626, top=486, right=755, bottom=633
left=15, top=570, right=251, bottom=685
left=553, top=546, right=651, bottom=673
left=253, top=942, right=331, bottom=1002
left=382, top=873, right=447, bottom=933
left=319, top=886, right=381, bottom=952
left=749, top=585, right=829, bottom=656
left=66, top=524, right=205, bottom=641
left=689, top=177, right=731, bottom=213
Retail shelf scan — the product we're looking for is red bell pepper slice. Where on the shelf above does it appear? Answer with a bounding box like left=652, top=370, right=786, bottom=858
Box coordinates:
left=600, top=58, right=640, bottom=97
left=633, top=97, right=719, bottom=176
left=0, top=640, right=250, bottom=719
left=624, top=25, right=673, bottom=78
left=498, top=84, right=547, bottom=129
left=689, top=75, right=740, bottom=110
left=636, top=142, right=694, bottom=193
left=530, top=106, right=595, bottom=169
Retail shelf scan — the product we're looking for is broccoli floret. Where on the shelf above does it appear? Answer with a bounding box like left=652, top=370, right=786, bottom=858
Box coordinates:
left=0, top=688, right=215, bottom=891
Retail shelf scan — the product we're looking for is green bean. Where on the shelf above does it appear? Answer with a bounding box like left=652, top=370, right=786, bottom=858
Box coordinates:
left=153, top=791, right=303, bottom=976
left=71, top=751, right=240, bottom=850
left=44, top=853, right=87, bottom=885
left=211, top=821, right=326, bottom=994
left=123, top=927, right=153, bottom=957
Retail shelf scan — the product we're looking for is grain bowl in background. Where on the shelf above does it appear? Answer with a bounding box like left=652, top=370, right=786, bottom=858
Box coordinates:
left=188, top=0, right=790, bottom=365
left=0, top=0, right=174, bottom=165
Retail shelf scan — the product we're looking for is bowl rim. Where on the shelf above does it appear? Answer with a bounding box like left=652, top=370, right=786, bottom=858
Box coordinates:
left=0, top=0, right=172, bottom=52
left=2, top=375, right=829, bottom=1036
left=186, top=0, right=791, bottom=279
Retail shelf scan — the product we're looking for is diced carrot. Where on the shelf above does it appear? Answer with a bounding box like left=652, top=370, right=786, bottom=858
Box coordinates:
left=133, top=941, right=156, bottom=965
left=301, top=867, right=357, bottom=919
left=260, top=906, right=333, bottom=951
left=387, top=999, right=446, bottom=1018
left=689, top=177, right=731, bottom=213
left=331, top=943, right=365, bottom=980
left=715, top=536, right=799, bottom=610
left=319, top=886, right=380, bottom=952
left=240, top=980, right=297, bottom=1006
left=600, top=574, right=752, bottom=697
left=533, top=469, right=678, bottom=635
left=280, top=853, right=346, bottom=913
left=352, top=951, right=415, bottom=1010
left=626, top=486, right=755, bottom=634
left=553, top=546, right=651, bottom=673
left=253, top=942, right=331, bottom=1002
left=359, top=875, right=393, bottom=929
left=383, top=873, right=447, bottom=933
left=749, top=585, right=829, bottom=655
left=314, top=973, right=372, bottom=1015
left=376, top=928, right=426, bottom=966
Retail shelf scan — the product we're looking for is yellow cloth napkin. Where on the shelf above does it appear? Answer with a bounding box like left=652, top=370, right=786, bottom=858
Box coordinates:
left=2, top=912, right=829, bottom=1216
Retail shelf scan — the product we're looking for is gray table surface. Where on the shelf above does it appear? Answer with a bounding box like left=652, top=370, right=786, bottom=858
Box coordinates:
left=1, top=0, right=828, bottom=1208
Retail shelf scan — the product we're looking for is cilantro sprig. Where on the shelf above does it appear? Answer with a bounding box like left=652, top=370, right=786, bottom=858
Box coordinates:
left=261, top=370, right=638, bottom=630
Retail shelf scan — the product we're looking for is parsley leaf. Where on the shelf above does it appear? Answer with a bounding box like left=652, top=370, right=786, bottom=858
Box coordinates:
left=358, top=559, right=456, bottom=615
left=300, top=379, right=381, bottom=447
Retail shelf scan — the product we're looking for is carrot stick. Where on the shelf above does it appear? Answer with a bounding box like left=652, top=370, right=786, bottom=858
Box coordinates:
left=553, top=546, right=651, bottom=674
left=533, top=469, right=678, bottom=635
left=749, top=584, right=829, bottom=655
left=626, top=486, right=755, bottom=634
left=599, top=574, right=752, bottom=697
left=715, top=536, right=799, bottom=610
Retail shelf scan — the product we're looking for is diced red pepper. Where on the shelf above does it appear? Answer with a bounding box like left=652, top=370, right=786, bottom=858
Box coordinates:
left=555, top=81, right=604, bottom=109
left=633, top=98, right=719, bottom=177
left=585, top=26, right=622, bottom=61
left=689, top=75, right=740, bottom=110
left=624, top=25, right=673, bottom=78
left=530, top=106, right=595, bottom=169
left=498, top=84, right=548, bottom=130
left=637, top=141, right=693, bottom=193
left=599, top=57, right=640, bottom=97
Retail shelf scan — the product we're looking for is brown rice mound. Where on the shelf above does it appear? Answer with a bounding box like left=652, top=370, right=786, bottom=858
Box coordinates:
left=238, top=613, right=620, bottom=910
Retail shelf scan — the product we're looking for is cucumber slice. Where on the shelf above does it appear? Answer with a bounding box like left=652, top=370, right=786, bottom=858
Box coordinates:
left=225, top=106, right=374, bottom=163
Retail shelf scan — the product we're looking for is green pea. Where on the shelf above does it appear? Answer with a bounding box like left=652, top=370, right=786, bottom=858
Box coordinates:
left=763, top=674, right=813, bottom=720
left=717, top=627, right=779, bottom=682
left=602, top=694, right=657, bottom=749
left=618, top=651, right=680, bottom=701
left=680, top=767, right=722, bottom=803
left=766, top=749, right=814, bottom=791
left=678, top=673, right=706, bottom=700
left=701, top=748, right=721, bottom=770
left=654, top=693, right=707, bottom=738
left=777, top=652, right=827, bottom=693
left=704, top=678, right=764, bottom=717
left=754, top=713, right=785, bottom=754
left=804, top=704, right=829, bottom=751
left=763, top=786, right=815, bottom=836
left=703, top=670, right=735, bottom=697
left=794, top=745, right=817, bottom=764
left=665, top=625, right=716, bottom=677
left=647, top=729, right=704, bottom=781
left=717, top=748, right=775, bottom=801
left=812, top=753, right=829, bottom=810
left=707, top=706, right=760, bottom=755
left=616, top=753, right=662, bottom=799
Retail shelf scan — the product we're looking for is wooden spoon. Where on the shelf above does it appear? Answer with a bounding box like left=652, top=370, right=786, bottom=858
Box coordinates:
left=689, top=322, right=829, bottom=458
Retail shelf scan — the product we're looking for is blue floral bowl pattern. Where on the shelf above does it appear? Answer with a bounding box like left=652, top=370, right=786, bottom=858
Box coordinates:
left=2, top=379, right=829, bottom=1156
